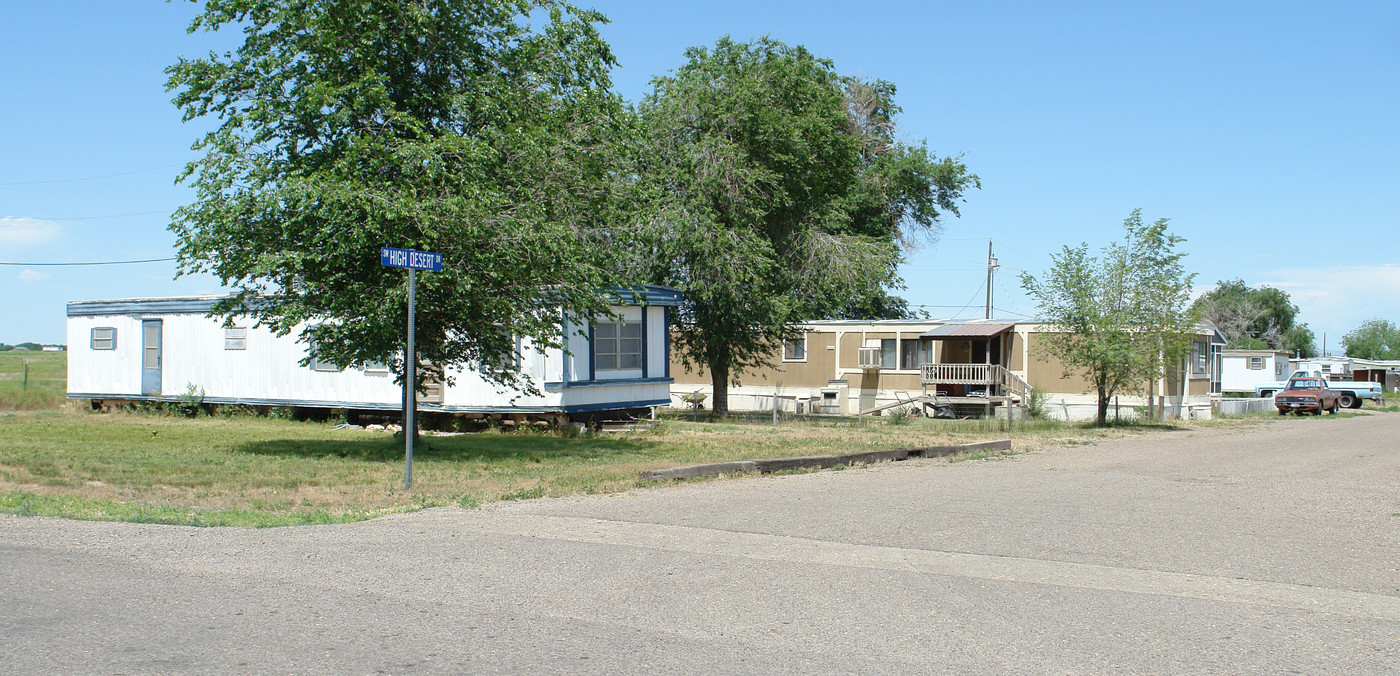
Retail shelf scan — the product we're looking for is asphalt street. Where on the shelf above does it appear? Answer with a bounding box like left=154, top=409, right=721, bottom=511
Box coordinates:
left=2, top=413, right=1398, bottom=674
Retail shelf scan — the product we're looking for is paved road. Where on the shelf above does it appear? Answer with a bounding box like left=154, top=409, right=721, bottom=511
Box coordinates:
left=3, top=414, right=1398, bottom=674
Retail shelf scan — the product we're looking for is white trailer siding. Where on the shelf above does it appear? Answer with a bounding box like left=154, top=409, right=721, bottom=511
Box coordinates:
left=1220, top=350, right=1291, bottom=394
left=67, top=314, right=144, bottom=396
left=67, top=288, right=680, bottom=416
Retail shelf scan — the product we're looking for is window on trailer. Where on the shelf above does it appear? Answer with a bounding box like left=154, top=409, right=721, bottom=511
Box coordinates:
left=308, top=338, right=341, bottom=372
left=91, top=327, right=116, bottom=350
left=783, top=337, right=806, bottom=361
left=224, top=327, right=247, bottom=350
left=880, top=339, right=896, bottom=369
left=594, top=322, right=642, bottom=371
left=1248, top=356, right=1263, bottom=369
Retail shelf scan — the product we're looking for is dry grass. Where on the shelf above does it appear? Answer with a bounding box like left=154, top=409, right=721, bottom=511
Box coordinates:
left=0, top=406, right=1214, bottom=527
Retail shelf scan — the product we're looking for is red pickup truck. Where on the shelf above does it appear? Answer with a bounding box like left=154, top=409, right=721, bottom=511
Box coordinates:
left=1274, top=377, right=1341, bottom=415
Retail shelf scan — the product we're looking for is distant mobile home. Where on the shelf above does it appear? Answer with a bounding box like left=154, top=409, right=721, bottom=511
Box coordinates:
left=1219, top=349, right=1291, bottom=394
left=669, top=319, right=1226, bottom=421
left=67, top=286, right=682, bottom=421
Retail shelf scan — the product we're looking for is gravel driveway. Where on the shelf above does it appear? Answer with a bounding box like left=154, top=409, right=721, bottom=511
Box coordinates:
left=3, top=413, right=1397, bottom=674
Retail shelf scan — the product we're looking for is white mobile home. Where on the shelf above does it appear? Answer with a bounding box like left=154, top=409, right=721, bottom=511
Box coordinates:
left=67, top=287, right=681, bottom=420
left=1219, top=349, right=1291, bottom=394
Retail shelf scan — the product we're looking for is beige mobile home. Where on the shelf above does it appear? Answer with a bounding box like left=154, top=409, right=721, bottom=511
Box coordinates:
left=669, top=319, right=1225, bottom=421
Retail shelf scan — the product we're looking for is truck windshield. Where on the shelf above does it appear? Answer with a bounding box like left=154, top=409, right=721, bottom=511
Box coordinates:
left=1289, top=379, right=1322, bottom=389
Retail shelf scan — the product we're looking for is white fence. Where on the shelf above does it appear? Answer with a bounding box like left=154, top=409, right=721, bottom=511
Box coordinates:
left=1215, top=397, right=1276, bottom=416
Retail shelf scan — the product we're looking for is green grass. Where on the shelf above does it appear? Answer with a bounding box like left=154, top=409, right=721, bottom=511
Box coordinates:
left=0, top=351, right=66, bottom=410
left=0, top=353, right=1294, bottom=527
left=0, top=406, right=1191, bottom=527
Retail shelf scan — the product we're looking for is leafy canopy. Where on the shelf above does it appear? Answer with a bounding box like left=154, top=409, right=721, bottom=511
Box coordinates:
left=1020, top=210, right=1197, bottom=425
left=1341, top=319, right=1400, bottom=359
left=166, top=0, right=635, bottom=389
left=1191, top=278, right=1316, bottom=357
left=629, top=37, right=977, bottom=413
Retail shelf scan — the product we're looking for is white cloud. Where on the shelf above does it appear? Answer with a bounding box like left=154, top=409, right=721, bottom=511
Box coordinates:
left=0, top=217, right=61, bottom=247
left=17, top=269, right=50, bottom=284
left=1261, top=263, right=1400, bottom=343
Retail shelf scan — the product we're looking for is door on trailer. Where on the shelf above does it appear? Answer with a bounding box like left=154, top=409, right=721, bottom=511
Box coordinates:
left=141, top=319, right=162, bottom=396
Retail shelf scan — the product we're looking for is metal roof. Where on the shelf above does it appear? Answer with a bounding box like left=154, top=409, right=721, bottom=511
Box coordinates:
left=920, top=322, right=1016, bottom=339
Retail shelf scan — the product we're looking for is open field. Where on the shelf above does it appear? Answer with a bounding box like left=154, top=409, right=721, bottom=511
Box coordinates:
left=0, top=351, right=66, bottom=410
left=0, top=406, right=1219, bottom=527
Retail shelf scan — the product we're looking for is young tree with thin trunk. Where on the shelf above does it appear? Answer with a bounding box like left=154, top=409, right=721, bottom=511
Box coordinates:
left=1020, top=210, right=1197, bottom=425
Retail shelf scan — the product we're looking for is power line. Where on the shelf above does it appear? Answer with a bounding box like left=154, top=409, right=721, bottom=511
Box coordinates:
left=0, top=257, right=176, bottom=267
left=0, top=164, right=183, bottom=187
left=17, top=209, right=174, bottom=221
left=946, top=279, right=987, bottom=321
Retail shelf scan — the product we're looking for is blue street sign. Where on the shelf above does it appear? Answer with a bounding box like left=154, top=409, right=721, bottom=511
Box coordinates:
left=381, top=247, right=443, bottom=272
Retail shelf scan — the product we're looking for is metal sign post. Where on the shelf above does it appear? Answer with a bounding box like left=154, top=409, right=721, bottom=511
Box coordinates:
left=381, top=247, right=443, bottom=490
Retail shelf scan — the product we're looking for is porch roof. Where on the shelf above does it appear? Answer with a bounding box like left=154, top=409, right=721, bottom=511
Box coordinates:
left=920, top=322, right=1015, bottom=339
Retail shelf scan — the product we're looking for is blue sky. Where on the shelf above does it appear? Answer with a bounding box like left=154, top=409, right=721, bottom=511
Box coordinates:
left=3, top=1, right=1398, bottom=352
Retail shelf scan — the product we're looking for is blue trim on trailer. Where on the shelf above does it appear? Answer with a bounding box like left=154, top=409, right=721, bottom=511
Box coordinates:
left=560, top=310, right=571, bottom=385
left=543, top=377, right=674, bottom=389
left=587, top=317, right=596, bottom=383
left=69, top=286, right=681, bottom=318
left=640, top=306, right=649, bottom=379
left=602, top=285, right=682, bottom=307
left=68, top=393, right=669, bottom=414
left=68, top=296, right=228, bottom=317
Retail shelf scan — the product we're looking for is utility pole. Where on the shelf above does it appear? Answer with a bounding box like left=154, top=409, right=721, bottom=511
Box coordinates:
left=985, top=239, right=999, bottom=320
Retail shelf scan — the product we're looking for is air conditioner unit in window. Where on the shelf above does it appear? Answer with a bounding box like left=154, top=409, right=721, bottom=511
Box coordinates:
left=858, top=346, right=883, bottom=370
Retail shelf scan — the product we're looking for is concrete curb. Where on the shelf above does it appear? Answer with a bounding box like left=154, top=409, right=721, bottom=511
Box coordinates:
left=638, top=439, right=1012, bottom=482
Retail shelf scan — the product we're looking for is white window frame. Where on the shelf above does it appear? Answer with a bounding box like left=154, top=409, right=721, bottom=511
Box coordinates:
left=593, top=321, right=642, bottom=372
left=782, top=337, right=806, bottom=362
left=90, top=327, right=116, bottom=351
left=308, top=338, right=340, bottom=372
left=224, top=326, right=248, bottom=351
left=1248, top=356, right=1263, bottom=370
left=1192, top=341, right=1208, bottom=375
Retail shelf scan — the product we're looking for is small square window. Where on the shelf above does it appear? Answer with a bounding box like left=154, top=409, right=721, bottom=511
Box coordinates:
left=364, top=361, right=389, bottom=373
left=91, top=327, right=116, bottom=350
left=1248, top=356, right=1263, bottom=370
left=224, top=327, right=247, bottom=350
left=783, top=338, right=806, bottom=361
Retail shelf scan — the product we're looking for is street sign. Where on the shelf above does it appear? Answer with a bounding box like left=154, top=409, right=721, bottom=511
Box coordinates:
left=381, top=246, right=444, bottom=490
left=381, top=247, right=443, bottom=272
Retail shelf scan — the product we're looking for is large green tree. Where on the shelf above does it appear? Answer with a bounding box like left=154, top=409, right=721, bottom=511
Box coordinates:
left=630, top=38, right=976, bottom=414
left=1191, top=278, right=1316, bottom=357
left=1341, top=319, right=1400, bottom=359
left=166, top=0, right=634, bottom=392
left=1020, top=210, right=1197, bottom=425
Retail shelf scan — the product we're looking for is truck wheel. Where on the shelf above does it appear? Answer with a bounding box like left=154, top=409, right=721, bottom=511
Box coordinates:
left=1339, top=393, right=1356, bottom=409
left=1277, top=408, right=1287, bottom=416
left=1259, top=390, right=1274, bottom=398
left=1329, top=400, right=1339, bottom=414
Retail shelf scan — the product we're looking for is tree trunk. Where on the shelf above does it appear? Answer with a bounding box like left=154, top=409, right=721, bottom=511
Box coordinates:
left=710, top=362, right=730, bottom=417
left=1096, top=384, right=1109, bottom=426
